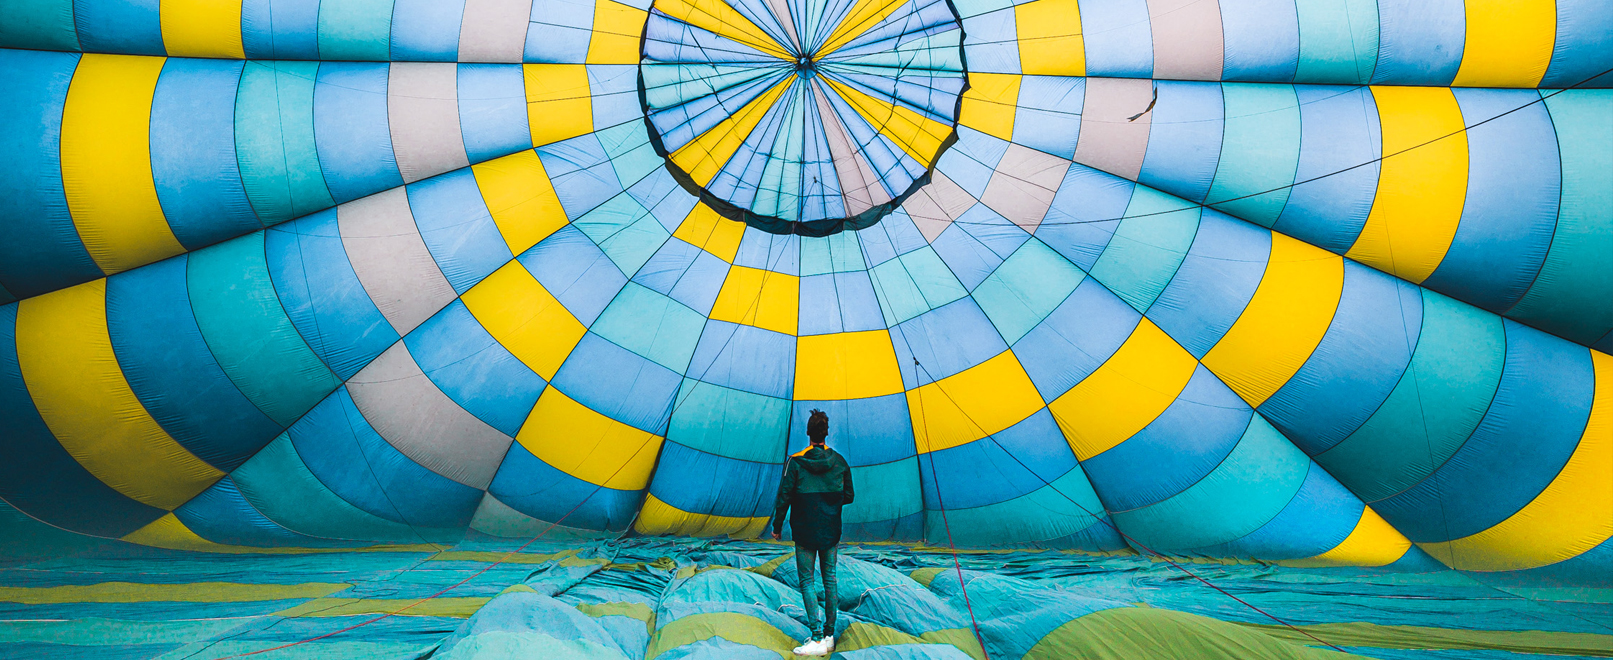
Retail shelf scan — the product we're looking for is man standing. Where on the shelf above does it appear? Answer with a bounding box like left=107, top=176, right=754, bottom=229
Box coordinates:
left=771, top=409, right=854, bottom=657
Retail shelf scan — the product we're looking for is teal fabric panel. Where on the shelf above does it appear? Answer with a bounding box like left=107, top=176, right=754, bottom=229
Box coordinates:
left=972, top=238, right=1085, bottom=345
left=1199, top=463, right=1365, bottom=560
left=0, top=0, right=79, bottom=50
left=1089, top=186, right=1201, bottom=313
left=235, top=61, right=335, bottom=226
left=186, top=232, right=340, bottom=428
left=1313, top=291, right=1504, bottom=503
left=318, top=0, right=394, bottom=61
left=921, top=466, right=1124, bottom=550
left=1507, top=90, right=1613, bottom=346
left=667, top=380, right=791, bottom=463
left=844, top=457, right=923, bottom=526
left=591, top=283, right=706, bottom=373
left=577, top=194, right=670, bottom=277
left=1293, top=0, right=1379, bottom=83
left=230, top=433, right=440, bottom=541
left=1206, top=83, right=1300, bottom=227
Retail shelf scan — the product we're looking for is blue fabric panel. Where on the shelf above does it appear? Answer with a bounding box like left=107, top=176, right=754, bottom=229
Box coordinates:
left=1039, top=165, right=1133, bottom=270
left=1262, top=262, right=1422, bottom=456
left=1370, top=0, right=1464, bottom=85
left=523, top=0, right=595, bottom=63
left=1542, top=0, right=1613, bottom=87
left=289, top=387, right=483, bottom=529
left=457, top=65, right=533, bottom=163
left=955, top=204, right=1030, bottom=261
left=629, top=167, right=698, bottom=234
left=799, top=274, right=846, bottom=335
left=633, top=238, right=701, bottom=298
left=1013, top=278, right=1141, bottom=402
left=1201, top=463, right=1362, bottom=559
left=831, top=271, right=885, bottom=333
left=551, top=333, right=682, bottom=434
left=687, top=321, right=795, bottom=400
left=734, top=228, right=800, bottom=274
left=672, top=250, right=730, bottom=316
left=844, top=510, right=924, bottom=543
left=0, top=304, right=164, bottom=537
left=889, top=298, right=1009, bottom=389
left=389, top=0, right=463, bottom=61
left=516, top=226, right=629, bottom=326
left=788, top=395, right=915, bottom=467
left=1374, top=321, right=1595, bottom=542
left=929, top=223, right=1003, bottom=292
left=1076, top=0, right=1152, bottom=77
left=938, top=127, right=1006, bottom=198
left=404, top=301, right=545, bottom=437
left=406, top=169, right=512, bottom=294
left=1423, top=89, right=1560, bottom=314
left=173, top=477, right=346, bottom=547
left=1081, top=366, right=1252, bottom=512
left=1011, top=76, right=1083, bottom=160
left=487, top=441, right=645, bottom=531
left=861, top=211, right=929, bottom=265
left=1220, top=0, right=1299, bottom=81
left=105, top=256, right=282, bottom=473
left=538, top=136, right=622, bottom=221
left=242, top=0, right=323, bottom=59
left=0, top=50, right=100, bottom=299
left=1273, top=85, right=1380, bottom=253
left=960, top=10, right=1017, bottom=74
left=1146, top=210, right=1270, bottom=358
left=265, top=210, right=400, bottom=380
left=150, top=58, right=259, bottom=251
left=648, top=441, right=780, bottom=519
left=920, top=412, right=1073, bottom=510
left=72, top=0, right=163, bottom=55
left=1137, top=82, right=1224, bottom=204
left=313, top=63, right=403, bottom=204
left=667, top=380, right=790, bottom=463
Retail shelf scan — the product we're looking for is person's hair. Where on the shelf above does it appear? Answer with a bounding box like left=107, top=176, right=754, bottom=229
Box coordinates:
left=807, top=409, right=829, bottom=441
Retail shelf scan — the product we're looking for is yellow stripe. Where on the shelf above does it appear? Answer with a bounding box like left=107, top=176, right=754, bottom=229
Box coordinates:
left=1283, top=507, right=1412, bottom=568
left=17, top=282, right=223, bottom=510
left=651, top=0, right=792, bottom=60
left=0, top=579, right=348, bottom=604
left=907, top=351, right=1044, bottom=453
left=61, top=54, right=184, bottom=276
left=517, top=387, right=664, bottom=490
left=461, top=261, right=587, bottom=380
left=708, top=265, right=800, bottom=335
left=794, top=331, right=905, bottom=400
left=632, top=493, right=771, bottom=537
left=821, top=75, right=952, bottom=165
left=1016, top=0, right=1085, bottom=76
left=587, top=0, right=649, bottom=65
left=524, top=64, right=594, bottom=148
left=1452, top=0, right=1556, bottom=88
left=276, top=597, right=490, bottom=618
left=672, top=203, right=746, bottom=262
left=672, top=77, right=794, bottom=187
left=819, top=0, right=910, bottom=56
left=1346, top=87, right=1467, bottom=284
left=959, top=72, right=1019, bottom=142
left=160, top=0, right=245, bottom=58
left=1420, top=350, right=1613, bottom=571
left=1048, top=319, right=1197, bottom=461
left=1203, top=233, right=1343, bottom=407
left=471, top=150, right=568, bottom=255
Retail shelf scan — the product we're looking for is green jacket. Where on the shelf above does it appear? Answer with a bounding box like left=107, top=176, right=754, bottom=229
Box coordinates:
left=771, top=446, right=854, bottom=550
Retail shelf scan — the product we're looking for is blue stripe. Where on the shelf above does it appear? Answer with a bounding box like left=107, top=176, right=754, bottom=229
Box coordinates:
left=406, top=169, right=512, bottom=294
left=313, top=63, right=403, bottom=204
left=1542, top=0, right=1613, bottom=87
left=317, top=0, right=395, bottom=61
left=517, top=225, right=629, bottom=326
left=1220, top=0, right=1299, bottom=81
left=457, top=64, right=532, bottom=163
left=487, top=441, right=645, bottom=531
left=538, top=135, right=625, bottom=222
left=1011, top=76, right=1083, bottom=160
left=151, top=58, right=259, bottom=251
left=1137, top=82, right=1224, bottom=204
left=72, top=0, right=164, bottom=55
left=788, top=394, right=914, bottom=467
left=930, top=222, right=1003, bottom=292
left=688, top=321, right=795, bottom=399
left=889, top=298, right=1008, bottom=389
left=647, top=441, right=780, bottom=519
left=922, top=409, right=1074, bottom=510
left=1075, top=0, right=1153, bottom=78
left=1013, top=277, right=1140, bottom=402
left=1273, top=85, right=1380, bottom=253
left=668, top=379, right=791, bottom=463
left=1039, top=166, right=1134, bottom=271
left=265, top=210, right=399, bottom=380
left=552, top=333, right=682, bottom=435
left=0, top=50, right=99, bottom=299
left=1370, top=0, right=1464, bottom=85
left=242, top=0, right=323, bottom=59
left=389, top=0, right=463, bottom=61
left=404, top=301, right=545, bottom=437
left=1146, top=210, right=1270, bottom=358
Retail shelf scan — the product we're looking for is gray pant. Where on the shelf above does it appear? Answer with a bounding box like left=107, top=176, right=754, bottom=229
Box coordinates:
left=794, top=545, right=838, bottom=638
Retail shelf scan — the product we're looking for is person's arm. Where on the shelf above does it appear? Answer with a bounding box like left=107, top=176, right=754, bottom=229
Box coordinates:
left=841, top=456, right=854, bottom=505
left=771, top=459, right=796, bottom=539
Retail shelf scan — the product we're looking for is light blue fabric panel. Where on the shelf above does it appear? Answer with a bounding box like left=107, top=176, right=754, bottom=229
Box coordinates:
left=1293, top=0, right=1378, bottom=83
left=788, top=395, right=915, bottom=467
left=235, top=61, right=335, bottom=226
left=1220, top=0, right=1299, bottom=81
left=406, top=169, right=512, bottom=294
left=687, top=321, right=794, bottom=400
left=1146, top=210, right=1268, bottom=358
left=1076, top=0, right=1152, bottom=77
left=1088, top=185, right=1201, bottom=313
left=734, top=227, right=800, bottom=274
left=404, top=300, right=546, bottom=437
left=551, top=333, right=683, bottom=434
left=266, top=210, right=400, bottom=380
left=889, top=297, right=1009, bottom=389
left=929, top=223, right=1003, bottom=292
left=960, top=10, right=1018, bottom=74
left=174, top=477, right=349, bottom=547
left=517, top=225, right=629, bottom=326
left=1038, top=165, right=1133, bottom=271
left=539, top=135, right=625, bottom=221
left=648, top=441, right=782, bottom=519
left=457, top=65, right=533, bottom=163
left=232, top=432, right=442, bottom=542
left=313, top=63, right=404, bottom=204
left=937, top=127, right=1006, bottom=198
left=1273, top=85, right=1380, bottom=253
left=243, top=0, right=322, bottom=59
left=390, top=0, right=463, bottom=61
left=922, top=466, right=1119, bottom=549
left=150, top=58, right=259, bottom=251
left=1542, top=0, right=1613, bottom=87
left=72, top=0, right=163, bottom=55
left=1011, top=76, right=1083, bottom=160
left=488, top=441, right=646, bottom=531
left=1370, top=0, right=1463, bottom=85
left=918, top=410, right=1072, bottom=510
left=524, top=0, right=594, bottom=63
left=591, top=282, right=707, bottom=373
left=1012, top=278, right=1140, bottom=404
left=1197, top=463, right=1362, bottom=559
left=954, top=203, right=1030, bottom=261
left=1137, top=82, right=1224, bottom=204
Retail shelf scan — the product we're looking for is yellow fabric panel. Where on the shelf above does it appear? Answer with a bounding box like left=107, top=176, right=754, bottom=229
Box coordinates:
left=277, top=597, right=490, bottom=618
left=160, top=0, right=246, bottom=58
left=587, top=0, right=649, bottom=65
left=672, top=78, right=793, bottom=186
left=1203, top=233, right=1344, bottom=407
left=1284, top=507, right=1412, bottom=568
left=822, top=76, right=952, bottom=164
left=0, top=578, right=348, bottom=604
left=959, top=72, right=1019, bottom=142
left=633, top=494, right=771, bottom=537
left=471, top=150, right=568, bottom=255
left=820, top=0, right=910, bottom=56
left=462, top=261, right=587, bottom=380
left=906, top=350, right=1044, bottom=453
left=673, top=203, right=746, bottom=262
left=61, top=54, right=184, bottom=276
left=16, top=282, right=223, bottom=511
left=517, top=387, right=664, bottom=490
left=794, top=331, right=905, bottom=400
left=1452, top=0, right=1555, bottom=88
left=1346, top=87, right=1467, bottom=284
left=1048, top=319, right=1197, bottom=461
left=1016, top=0, right=1085, bottom=76
left=651, top=0, right=792, bottom=59
left=708, top=265, right=799, bottom=335
left=523, top=64, right=594, bottom=147
left=1420, top=351, right=1613, bottom=572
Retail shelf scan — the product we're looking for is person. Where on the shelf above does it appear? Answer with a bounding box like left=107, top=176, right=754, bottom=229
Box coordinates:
left=770, top=409, right=854, bottom=657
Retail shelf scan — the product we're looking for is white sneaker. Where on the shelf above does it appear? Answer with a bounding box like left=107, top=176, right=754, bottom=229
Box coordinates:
left=792, top=636, right=832, bottom=656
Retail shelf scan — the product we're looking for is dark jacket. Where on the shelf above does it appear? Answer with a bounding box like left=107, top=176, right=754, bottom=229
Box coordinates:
left=771, top=446, right=854, bottom=550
